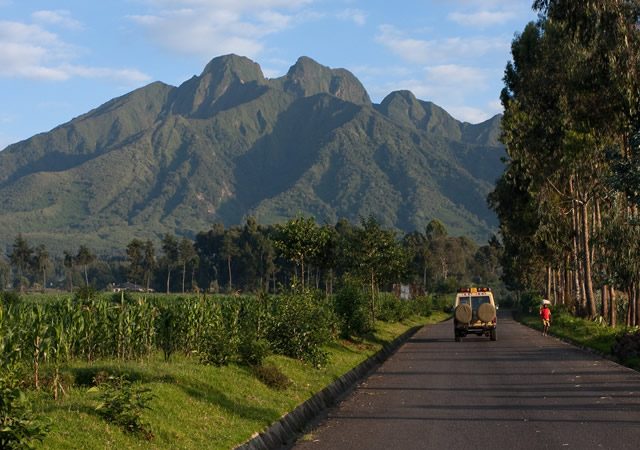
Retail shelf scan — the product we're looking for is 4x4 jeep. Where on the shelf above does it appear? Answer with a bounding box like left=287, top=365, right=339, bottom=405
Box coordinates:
left=453, top=287, right=497, bottom=342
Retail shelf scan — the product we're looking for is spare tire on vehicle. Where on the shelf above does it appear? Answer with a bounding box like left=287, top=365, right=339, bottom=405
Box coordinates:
left=477, top=303, right=496, bottom=322
left=454, top=304, right=472, bottom=323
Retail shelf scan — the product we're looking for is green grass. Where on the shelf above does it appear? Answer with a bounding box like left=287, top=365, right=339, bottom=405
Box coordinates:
left=517, top=311, right=639, bottom=370
left=32, top=312, right=448, bottom=449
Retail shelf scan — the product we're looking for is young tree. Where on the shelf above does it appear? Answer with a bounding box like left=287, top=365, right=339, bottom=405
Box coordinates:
left=349, top=216, right=407, bottom=322
left=274, top=216, right=329, bottom=290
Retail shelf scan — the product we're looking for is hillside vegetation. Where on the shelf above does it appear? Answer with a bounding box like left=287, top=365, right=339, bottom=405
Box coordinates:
left=0, top=55, right=503, bottom=254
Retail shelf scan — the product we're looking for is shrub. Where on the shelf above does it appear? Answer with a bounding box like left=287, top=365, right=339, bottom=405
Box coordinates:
left=252, top=364, right=291, bottom=390
left=376, top=293, right=411, bottom=322
left=0, top=370, right=49, bottom=449
left=612, top=329, right=640, bottom=361
left=266, top=291, right=333, bottom=367
left=238, top=338, right=270, bottom=367
left=333, top=283, right=371, bottom=338
left=411, top=295, right=433, bottom=317
left=93, top=375, right=154, bottom=439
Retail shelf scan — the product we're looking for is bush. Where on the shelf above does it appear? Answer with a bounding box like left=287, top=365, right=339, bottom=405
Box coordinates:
left=0, top=371, right=49, bottom=449
left=266, top=291, right=333, bottom=367
left=410, top=295, right=433, bottom=317
left=93, top=375, right=154, bottom=439
left=612, top=329, right=640, bottom=361
left=333, top=283, right=371, bottom=338
left=0, top=291, right=21, bottom=306
left=238, top=338, right=270, bottom=367
left=376, top=293, right=411, bottom=322
left=252, top=364, right=291, bottom=390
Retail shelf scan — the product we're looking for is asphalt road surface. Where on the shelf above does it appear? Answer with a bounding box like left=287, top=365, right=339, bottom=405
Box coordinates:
left=292, top=312, right=640, bottom=450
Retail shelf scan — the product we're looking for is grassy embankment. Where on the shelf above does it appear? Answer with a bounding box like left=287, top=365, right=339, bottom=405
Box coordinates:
left=517, top=310, right=640, bottom=371
left=33, top=311, right=448, bottom=449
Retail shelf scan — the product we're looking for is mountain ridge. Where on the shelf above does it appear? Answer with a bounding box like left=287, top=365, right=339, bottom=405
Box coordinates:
left=0, top=54, right=504, bottom=254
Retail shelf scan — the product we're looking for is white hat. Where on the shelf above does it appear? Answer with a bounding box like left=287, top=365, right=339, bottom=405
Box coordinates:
left=542, top=299, right=551, bottom=305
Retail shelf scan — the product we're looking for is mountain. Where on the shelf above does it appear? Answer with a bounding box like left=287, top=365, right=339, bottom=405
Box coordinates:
left=0, top=55, right=504, bottom=254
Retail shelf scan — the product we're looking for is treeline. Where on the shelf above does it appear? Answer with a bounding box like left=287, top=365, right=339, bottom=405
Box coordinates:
left=491, top=1, right=640, bottom=325
left=0, top=216, right=501, bottom=296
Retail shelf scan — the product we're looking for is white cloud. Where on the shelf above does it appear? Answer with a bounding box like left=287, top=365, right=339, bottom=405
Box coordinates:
left=448, top=10, right=516, bottom=28
left=32, top=10, right=83, bottom=30
left=0, top=20, right=151, bottom=84
left=337, top=8, right=366, bottom=26
left=425, top=64, right=488, bottom=88
left=130, top=0, right=315, bottom=59
left=447, top=105, right=494, bottom=123
left=375, top=25, right=508, bottom=65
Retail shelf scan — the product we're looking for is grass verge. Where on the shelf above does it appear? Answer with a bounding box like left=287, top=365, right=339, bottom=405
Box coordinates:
left=516, top=311, right=639, bottom=371
left=33, top=312, right=448, bottom=449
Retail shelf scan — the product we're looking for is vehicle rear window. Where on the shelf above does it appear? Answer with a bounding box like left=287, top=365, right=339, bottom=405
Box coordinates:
left=458, top=297, right=470, bottom=305
left=471, top=296, right=491, bottom=309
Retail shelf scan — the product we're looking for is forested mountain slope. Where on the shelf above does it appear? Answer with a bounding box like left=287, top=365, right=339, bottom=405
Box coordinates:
left=0, top=55, right=504, bottom=253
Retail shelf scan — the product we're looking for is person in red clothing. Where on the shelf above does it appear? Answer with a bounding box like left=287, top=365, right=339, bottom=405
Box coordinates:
left=540, top=303, right=551, bottom=336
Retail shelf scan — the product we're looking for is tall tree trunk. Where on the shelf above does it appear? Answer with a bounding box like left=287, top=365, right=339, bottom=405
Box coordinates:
left=166, top=268, right=171, bottom=294
left=627, top=287, right=634, bottom=327
left=580, top=201, right=597, bottom=318
left=227, top=256, right=232, bottom=291
left=370, top=271, right=376, bottom=323
left=182, top=263, right=187, bottom=294
left=570, top=178, right=584, bottom=314
left=635, top=281, right=640, bottom=327
left=546, top=265, right=552, bottom=301
left=84, top=265, right=89, bottom=287
left=601, top=286, right=609, bottom=322
left=610, top=285, right=617, bottom=327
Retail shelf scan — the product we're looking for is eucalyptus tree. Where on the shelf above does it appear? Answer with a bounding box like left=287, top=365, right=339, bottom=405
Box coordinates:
left=9, top=235, right=33, bottom=291
left=402, top=231, right=429, bottom=288
left=497, top=1, right=640, bottom=318
left=63, top=251, right=75, bottom=291
left=178, top=238, right=197, bottom=293
left=126, top=239, right=145, bottom=285
left=32, top=244, right=51, bottom=291
left=220, top=228, right=240, bottom=292
left=161, top=234, right=179, bottom=294
left=75, top=245, right=95, bottom=287
left=136, top=240, right=154, bottom=291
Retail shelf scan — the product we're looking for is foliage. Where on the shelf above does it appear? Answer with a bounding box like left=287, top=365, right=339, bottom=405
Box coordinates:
left=252, top=363, right=292, bottom=390
left=333, top=282, right=371, bottom=338
left=376, top=293, right=412, bottom=323
left=93, top=375, right=154, bottom=439
left=265, top=291, right=334, bottom=367
left=612, top=330, right=640, bottom=363
left=0, top=371, right=49, bottom=449
left=0, top=56, right=504, bottom=256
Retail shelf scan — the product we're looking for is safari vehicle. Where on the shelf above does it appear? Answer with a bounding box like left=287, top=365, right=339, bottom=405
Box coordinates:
left=453, top=287, right=497, bottom=342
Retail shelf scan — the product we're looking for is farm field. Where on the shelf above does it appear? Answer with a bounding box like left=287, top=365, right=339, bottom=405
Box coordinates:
left=1, top=291, right=449, bottom=449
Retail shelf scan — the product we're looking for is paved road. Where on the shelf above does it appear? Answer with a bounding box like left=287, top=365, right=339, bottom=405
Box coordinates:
left=292, top=312, right=640, bottom=449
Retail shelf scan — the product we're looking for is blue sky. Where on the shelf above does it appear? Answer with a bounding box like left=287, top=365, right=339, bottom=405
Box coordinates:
left=0, top=0, right=537, bottom=151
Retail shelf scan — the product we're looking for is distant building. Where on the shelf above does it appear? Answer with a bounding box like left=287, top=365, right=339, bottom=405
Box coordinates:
left=111, top=282, right=153, bottom=293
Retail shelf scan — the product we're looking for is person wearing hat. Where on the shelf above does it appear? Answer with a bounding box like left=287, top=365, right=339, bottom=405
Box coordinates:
left=540, top=301, right=551, bottom=336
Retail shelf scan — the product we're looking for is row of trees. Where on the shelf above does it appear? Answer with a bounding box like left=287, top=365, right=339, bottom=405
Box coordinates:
left=0, top=236, right=95, bottom=292
left=491, top=0, right=640, bottom=325
left=1, top=216, right=502, bottom=297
